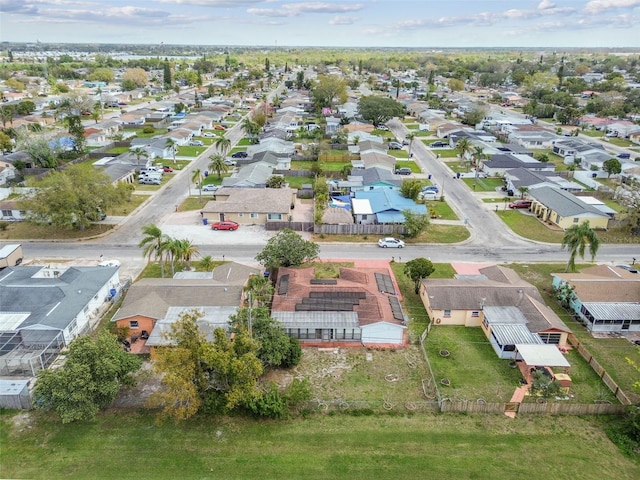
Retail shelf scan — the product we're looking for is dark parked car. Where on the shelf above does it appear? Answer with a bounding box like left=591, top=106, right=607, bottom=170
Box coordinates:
left=395, top=167, right=412, bottom=175
left=231, top=151, right=248, bottom=158
left=388, top=142, right=403, bottom=150
left=211, top=221, right=239, bottom=231
left=430, top=141, right=448, bottom=148
left=508, top=199, right=532, bottom=209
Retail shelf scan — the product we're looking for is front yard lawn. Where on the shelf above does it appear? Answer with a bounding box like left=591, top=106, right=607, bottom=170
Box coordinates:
left=177, top=146, right=207, bottom=157
left=428, top=147, right=459, bottom=158
left=424, top=200, right=459, bottom=220
left=462, top=177, right=504, bottom=192
left=0, top=222, right=114, bottom=240
left=497, top=210, right=563, bottom=243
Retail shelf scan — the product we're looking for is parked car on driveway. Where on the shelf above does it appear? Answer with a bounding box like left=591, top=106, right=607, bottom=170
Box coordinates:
left=211, top=221, right=239, bottom=231
left=508, top=199, right=532, bottom=209
left=395, top=167, right=412, bottom=175
left=231, top=151, right=248, bottom=158
left=430, top=141, right=449, bottom=148
left=418, top=191, right=438, bottom=201
left=224, top=159, right=236, bottom=166
left=422, top=185, right=439, bottom=193
left=139, top=177, right=161, bottom=185
left=214, top=125, right=227, bottom=130
left=388, top=142, right=403, bottom=150
left=202, top=184, right=219, bottom=193
left=162, top=166, right=174, bottom=173
left=189, top=140, right=204, bottom=146
left=203, top=132, right=215, bottom=137
left=378, top=237, right=405, bottom=248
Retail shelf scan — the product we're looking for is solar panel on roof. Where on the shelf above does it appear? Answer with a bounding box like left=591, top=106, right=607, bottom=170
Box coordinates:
left=375, top=273, right=396, bottom=295
left=278, top=274, right=289, bottom=295
left=388, top=297, right=404, bottom=321
left=309, top=291, right=366, bottom=300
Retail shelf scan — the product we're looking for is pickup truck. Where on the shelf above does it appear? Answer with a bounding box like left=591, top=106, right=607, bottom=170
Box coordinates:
left=0, top=244, right=24, bottom=269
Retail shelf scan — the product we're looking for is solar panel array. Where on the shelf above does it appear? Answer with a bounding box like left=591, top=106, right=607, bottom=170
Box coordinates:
left=310, top=291, right=366, bottom=300
left=295, top=290, right=366, bottom=311
left=278, top=274, right=289, bottom=295
left=375, top=273, right=396, bottom=295
left=388, top=297, right=404, bottom=321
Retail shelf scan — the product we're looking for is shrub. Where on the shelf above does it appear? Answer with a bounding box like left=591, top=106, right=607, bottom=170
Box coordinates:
left=142, top=126, right=155, bottom=134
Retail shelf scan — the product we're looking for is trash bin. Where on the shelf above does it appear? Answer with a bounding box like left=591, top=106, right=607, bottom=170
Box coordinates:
left=428, top=174, right=432, bottom=179
left=203, top=218, right=208, bottom=225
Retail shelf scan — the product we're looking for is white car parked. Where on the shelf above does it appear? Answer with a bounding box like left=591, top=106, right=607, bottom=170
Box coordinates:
left=377, top=237, right=405, bottom=248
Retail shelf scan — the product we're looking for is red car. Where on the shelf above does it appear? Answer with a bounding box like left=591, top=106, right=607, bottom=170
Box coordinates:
left=508, top=199, right=532, bottom=209
left=211, top=221, right=239, bottom=231
left=163, top=166, right=174, bottom=173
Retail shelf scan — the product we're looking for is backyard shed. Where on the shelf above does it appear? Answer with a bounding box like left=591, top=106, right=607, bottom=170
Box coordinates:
left=0, top=378, right=32, bottom=409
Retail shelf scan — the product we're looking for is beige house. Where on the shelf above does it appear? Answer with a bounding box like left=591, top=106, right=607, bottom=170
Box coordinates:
left=202, top=187, right=295, bottom=225
left=419, top=265, right=571, bottom=349
left=528, top=186, right=610, bottom=230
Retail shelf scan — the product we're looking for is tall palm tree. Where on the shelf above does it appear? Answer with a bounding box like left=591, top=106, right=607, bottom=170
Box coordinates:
left=192, top=168, right=202, bottom=202
left=405, top=132, right=416, bottom=158
left=241, top=118, right=259, bottom=143
left=208, top=154, right=228, bottom=179
left=178, top=238, right=199, bottom=271
left=131, top=147, right=149, bottom=170
left=165, top=138, right=177, bottom=163
left=214, top=136, right=231, bottom=156
left=455, top=137, right=473, bottom=172
left=199, top=255, right=215, bottom=272
left=164, top=237, right=184, bottom=277
left=561, top=221, right=600, bottom=273
left=138, top=224, right=168, bottom=278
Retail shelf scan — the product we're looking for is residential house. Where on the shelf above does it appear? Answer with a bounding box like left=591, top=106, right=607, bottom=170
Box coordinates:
left=325, top=116, right=341, bottom=135
left=353, top=188, right=427, bottom=224
left=552, top=138, right=607, bottom=163
left=419, top=265, right=572, bottom=356
left=481, top=153, right=555, bottom=176
left=202, top=187, right=294, bottom=225
left=551, top=264, right=640, bottom=333
left=359, top=151, right=397, bottom=172
left=165, top=128, right=193, bottom=146
left=239, top=150, right=291, bottom=171
left=0, top=200, right=25, bottom=221
left=112, top=262, right=259, bottom=351
left=0, top=159, right=16, bottom=186
left=247, top=137, right=295, bottom=157
left=504, top=168, right=585, bottom=195
left=130, top=137, right=174, bottom=159
left=348, top=167, right=402, bottom=193
left=271, top=266, right=407, bottom=345
left=503, top=125, right=557, bottom=149
left=528, top=186, right=611, bottom=230
left=115, top=113, right=146, bottom=126
left=222, top=162, right=276, bottom=188
left=0, top=265, right=121, bottom=376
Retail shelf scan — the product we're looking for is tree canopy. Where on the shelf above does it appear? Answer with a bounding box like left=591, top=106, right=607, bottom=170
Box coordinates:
left=19, top=164, right=130, bottom=230
left=603, top=158, right=622, bottom=178
left=34, top=331, right=141, bottom=423
left=402, top=210, right=430, bottom=239
left=310, top=74, right=348, bottom=110
left=255, top=228, right=319, bottom=269
left=404, top=258, right=435, bottom=294
left=358, top=95, right=405, bottom=126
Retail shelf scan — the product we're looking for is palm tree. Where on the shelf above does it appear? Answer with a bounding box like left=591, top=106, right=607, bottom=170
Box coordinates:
left=208, top=154, right=228, bottom=179
left=517, top=186, right=529, bottom=199
left=164, top=237, right=182, bottom=277
left=405, top=132, right=416, bottom=158
left=472, top=146, right=485, bottom=168
left=178, top=238, right=199, bottom=271
left=165, top=138, right=177, bottom=163
left=138, top=224, right=168, bottom=278
left=241, top=118, right=259, bottom=143
left=199, top=255, right=215, bottom=272
left=561, top=221, right=600, bottom=273
left=244, top=275, right=274, bottom=308
left=214, top=136, right=231, bottom=156
left=131, top=147, right=149, bottom=170
left=455, top=137, right=473, bottom=172
left=192, top=168, right=203, bottom=202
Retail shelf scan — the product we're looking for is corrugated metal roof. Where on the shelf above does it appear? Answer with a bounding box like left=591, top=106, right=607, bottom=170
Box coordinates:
left=484, top=306, right=528, bottom=324
left=582, top=302, right=640, bottom=321
left=491, top=324, right=542, bottom=346
left=272, top=311, right=359, bottom=329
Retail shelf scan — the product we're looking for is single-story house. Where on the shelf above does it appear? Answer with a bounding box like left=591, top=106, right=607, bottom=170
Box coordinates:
left=481, top=154, right=555, bottom=176
left=353, top=188, right=427, bottom=224
left=551, top=264, right=640, bottom=333
left=202, top=187, right=295, bottom=225
left=221, top=163, right=276, bottom=188
left=0, top=265, right=121, bottom=377
left=504, top=168, right=585, bottom=194
left=419, top=265, right=572, bottom=355
left=528, top=186, right=610, bottom=230
left=271, top=266, right=407, bottom=346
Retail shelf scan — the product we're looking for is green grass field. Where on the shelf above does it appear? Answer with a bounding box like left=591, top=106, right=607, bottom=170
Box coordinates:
left=2, top=411, right=638, bottom=480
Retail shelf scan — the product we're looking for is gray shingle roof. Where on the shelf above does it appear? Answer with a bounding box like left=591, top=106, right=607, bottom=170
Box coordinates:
left=528, top=186, right=609, bottom=218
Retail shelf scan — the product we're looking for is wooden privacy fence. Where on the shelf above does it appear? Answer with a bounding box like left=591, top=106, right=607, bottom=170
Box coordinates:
left=567, top=333, right=633, bottom=405
left=265, top=221, right=314, bottom=232
left=315, top=223, right=407, bottom=236
left=440, top=399, right=626, bottom=415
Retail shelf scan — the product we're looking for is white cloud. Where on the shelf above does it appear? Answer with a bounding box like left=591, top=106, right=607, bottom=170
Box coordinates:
left=248, top=2, right=364, bottom=18
left=328, top=15, right=356, bottom=25
left=584, top=0, right=640, bottom=14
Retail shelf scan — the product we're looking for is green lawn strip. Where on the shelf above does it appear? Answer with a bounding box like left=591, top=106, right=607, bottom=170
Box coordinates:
left=607, top=138, right=635, bottom=148
left=394, top=159, right=420, bottom=172
left=388, top=150, right=409, bottom=159
left=103, top=146, right=129, bottom=154
left=284, top=175, right=313, bottom=188
left=0, top=222, right=114, bottom=240
left=104, top=194, right=147, bottom=216
left=461, top=177, right=503, bottom=192
left=419, top=225, right=469, bottom=243
left=582, top=130, right=605, bottom=138
left=237, top=138, right=253, bottom=146
left=3, top=411, right=638, bottom=480
left=177, top=146, right=207, bottom=157
left=428, top=147, right=459, bottom=158
left=497, top=210, right=564, bottom=243
left=424, top=200, right=459, bottom=220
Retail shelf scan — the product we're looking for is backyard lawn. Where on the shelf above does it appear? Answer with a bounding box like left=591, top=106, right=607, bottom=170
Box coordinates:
left=2, top=410, right=638, bottom=480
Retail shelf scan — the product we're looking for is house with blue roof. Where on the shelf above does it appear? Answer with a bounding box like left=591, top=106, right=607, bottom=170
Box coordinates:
left=353, top=189, right=427, bottom=224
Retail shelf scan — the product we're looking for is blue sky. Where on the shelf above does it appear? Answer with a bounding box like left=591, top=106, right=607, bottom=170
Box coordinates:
left=0, top=0, right=638, bottom=48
